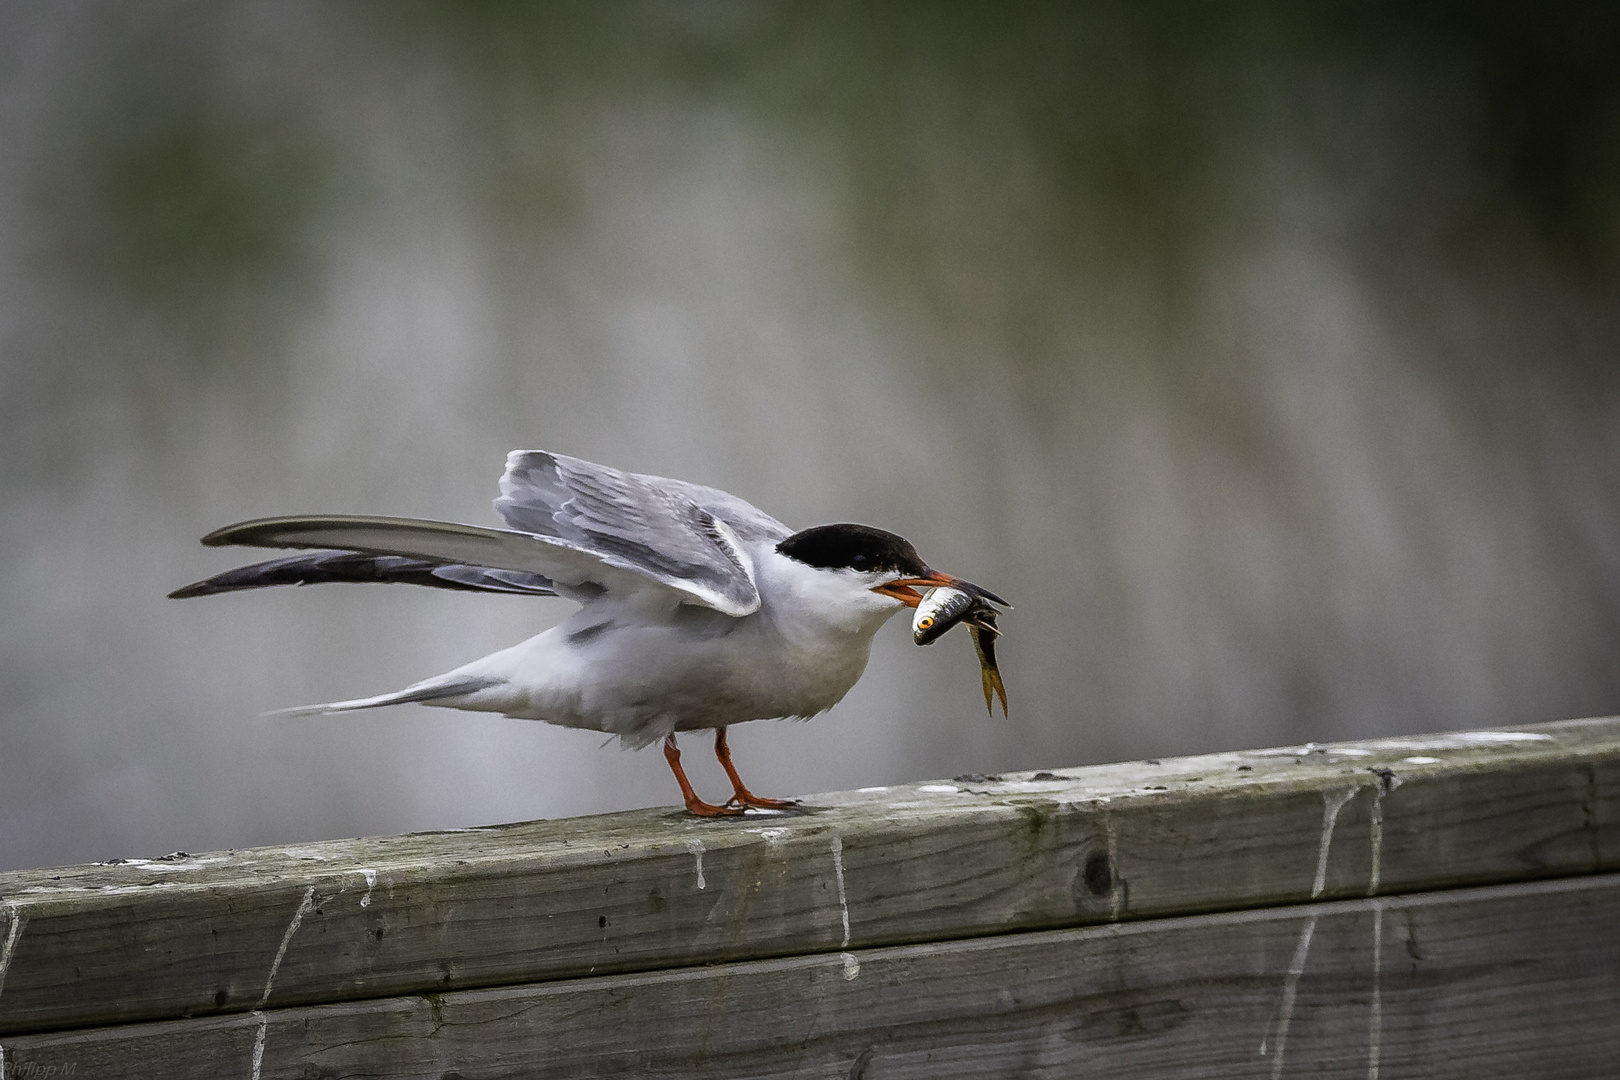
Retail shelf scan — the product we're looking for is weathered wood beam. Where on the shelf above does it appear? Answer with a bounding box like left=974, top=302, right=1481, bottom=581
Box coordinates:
left=0, top=718, right=1615, bottom=1036
left=6, top=872, right=1617, bottom=1079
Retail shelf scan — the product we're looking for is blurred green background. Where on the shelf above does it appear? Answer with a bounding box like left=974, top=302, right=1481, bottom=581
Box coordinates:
left=3, top=1, right=1619, bottom=870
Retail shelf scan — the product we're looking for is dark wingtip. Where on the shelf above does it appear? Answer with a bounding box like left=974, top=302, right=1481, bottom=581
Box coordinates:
left=168, top=581, right=210, bottom=599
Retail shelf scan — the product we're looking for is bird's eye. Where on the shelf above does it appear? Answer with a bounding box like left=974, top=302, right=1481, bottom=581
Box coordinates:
left=851, top=554, right=868, bottom=571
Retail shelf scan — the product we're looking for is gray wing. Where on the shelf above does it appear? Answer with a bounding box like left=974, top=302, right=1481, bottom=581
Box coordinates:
left=493, top=451, right=783, bottom=613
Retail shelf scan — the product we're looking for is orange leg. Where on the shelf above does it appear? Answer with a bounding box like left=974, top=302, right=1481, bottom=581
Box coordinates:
left=715, top=727, right=798, bottom=810
left=664, top=735, right=743, bottom=817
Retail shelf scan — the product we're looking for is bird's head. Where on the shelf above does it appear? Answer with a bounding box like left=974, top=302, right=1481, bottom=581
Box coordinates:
left=774, top=523, right=1007, bottom=626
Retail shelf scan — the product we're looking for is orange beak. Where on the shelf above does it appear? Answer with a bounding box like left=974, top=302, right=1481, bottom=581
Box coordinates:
left=873, top=571, right=1009, bottom=609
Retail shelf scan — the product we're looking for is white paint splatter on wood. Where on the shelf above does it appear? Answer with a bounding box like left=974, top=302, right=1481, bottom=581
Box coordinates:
left=1251, top=731, right=1552, bottom=758
left=684, top=838, right=706, bottom=890
left=1263, top=913, right=1318, bottom=1078
left=250, top=1010, right=268, bottom=1080
left=1365, top=772, right=1401, bottom=1080
left=1366, top=770, right=1402, bottom=895
left=830, top=836, right=852, bottom=947
left=1262, top=785, right=1361, bottom=1076
left=0, top=902, right=26, bottom=1002
left=831, top=835, right=859, bottom=979
left=358, top=868, right=376, bottom=908
left=258, top=885, right=316, bottom=1008
left=1401, top=731, right=1553, bottom=747
left=1313, top=787, right=1359, bottom=898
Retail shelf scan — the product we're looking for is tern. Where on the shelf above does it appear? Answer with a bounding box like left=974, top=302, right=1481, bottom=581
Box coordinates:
left=172, top=450, right=1008, bottom=816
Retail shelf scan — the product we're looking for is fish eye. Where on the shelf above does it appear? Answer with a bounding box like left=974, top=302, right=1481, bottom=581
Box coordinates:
left=918, top=617, right=934, bottom=629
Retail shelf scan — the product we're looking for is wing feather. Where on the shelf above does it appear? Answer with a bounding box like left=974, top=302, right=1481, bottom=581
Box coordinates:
left=168, top=550, right=555, bottom=598
left=493, top=451, right=769, bottom=614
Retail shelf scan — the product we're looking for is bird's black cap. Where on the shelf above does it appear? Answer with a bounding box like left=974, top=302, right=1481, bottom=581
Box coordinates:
left=776, top=523, right=929, bottom=576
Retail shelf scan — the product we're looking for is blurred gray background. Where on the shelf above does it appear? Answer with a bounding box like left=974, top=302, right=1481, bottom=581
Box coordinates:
left=3, top=2, right=1618, bottom=872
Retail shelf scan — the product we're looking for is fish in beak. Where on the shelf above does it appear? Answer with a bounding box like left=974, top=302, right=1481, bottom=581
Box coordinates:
left=878, top=574, right=1012, bottom=718
left=872, top=570, right=1009, bottom=609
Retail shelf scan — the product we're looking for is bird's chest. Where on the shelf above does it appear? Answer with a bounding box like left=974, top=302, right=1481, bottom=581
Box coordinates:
left=736, top=620, right=877, bottom=717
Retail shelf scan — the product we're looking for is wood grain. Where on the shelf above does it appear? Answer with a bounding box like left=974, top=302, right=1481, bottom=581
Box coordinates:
left=6, top=872, right=1617, bottom=1079
left=0, top=717, right=1615, bottom=1035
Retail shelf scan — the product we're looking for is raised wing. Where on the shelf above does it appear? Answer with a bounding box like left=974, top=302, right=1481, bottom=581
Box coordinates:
left=493, top=451, right=772, bottom=614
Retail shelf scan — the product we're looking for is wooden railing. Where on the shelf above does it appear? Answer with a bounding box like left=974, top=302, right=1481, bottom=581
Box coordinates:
left=1, top=717, right=1617, bottom=1078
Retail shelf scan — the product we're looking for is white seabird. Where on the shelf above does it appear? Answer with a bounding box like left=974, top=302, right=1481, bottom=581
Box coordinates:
left=172, top=450, right=1008, bottom=816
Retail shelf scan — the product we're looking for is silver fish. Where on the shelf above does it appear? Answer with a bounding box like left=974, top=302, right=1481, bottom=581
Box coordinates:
left=913, top=586, right=978, bottom=645
left=912, top=586, right=1010, bottom=717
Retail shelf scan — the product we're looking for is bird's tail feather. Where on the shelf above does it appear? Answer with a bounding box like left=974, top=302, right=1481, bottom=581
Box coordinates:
left=268, top=675, right=502, bottom=717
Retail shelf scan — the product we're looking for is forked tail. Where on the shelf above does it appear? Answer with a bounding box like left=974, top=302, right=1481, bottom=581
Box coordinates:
left=268, top=675, right=502, bottom=716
